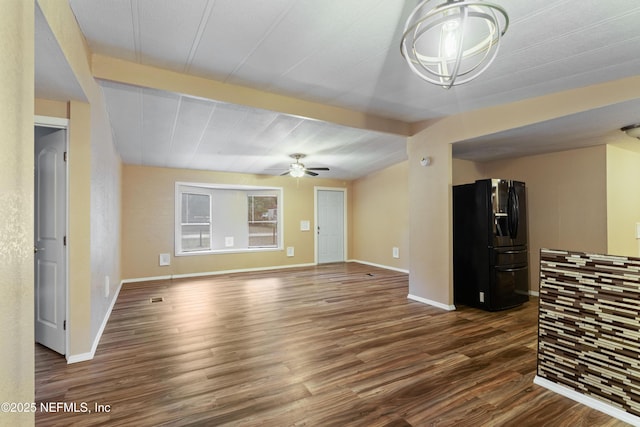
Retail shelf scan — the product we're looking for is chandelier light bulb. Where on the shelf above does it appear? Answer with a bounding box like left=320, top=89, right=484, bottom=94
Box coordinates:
left=442, top=22, right=460, bottom=59
left=441, top=14, right=461, bottom=59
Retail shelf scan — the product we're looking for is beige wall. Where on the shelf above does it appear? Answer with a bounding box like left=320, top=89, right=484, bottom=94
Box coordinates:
left=607, top=143, right=640, bottom=257
left=408, top=135, right=454, bottom=306
left=67, top=101, right=94, bottom=355
left=453, top=145, right=609, bottom=292
left=352, top=161, right=409, bottom=271
left=0, top=1, right=35, bottom=424
left=121, top=165, right=352, bottom=280
left=35, top=98, right=68, bottom=118
left=452, top=158, right=484, bottom=185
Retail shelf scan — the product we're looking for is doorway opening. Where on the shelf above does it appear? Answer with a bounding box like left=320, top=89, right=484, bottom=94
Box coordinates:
left=34, top=116, right=69, bottom=357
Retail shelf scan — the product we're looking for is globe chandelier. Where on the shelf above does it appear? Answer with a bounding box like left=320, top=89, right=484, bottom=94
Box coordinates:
left=401, top=0, right=509, bottom=89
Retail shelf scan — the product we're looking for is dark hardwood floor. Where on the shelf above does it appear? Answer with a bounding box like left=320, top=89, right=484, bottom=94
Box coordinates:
left=35, top=262, right=629, bottom=426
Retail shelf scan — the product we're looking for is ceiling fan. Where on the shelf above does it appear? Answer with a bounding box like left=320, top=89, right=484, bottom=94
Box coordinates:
left=280, top=154, right=329, bottom=177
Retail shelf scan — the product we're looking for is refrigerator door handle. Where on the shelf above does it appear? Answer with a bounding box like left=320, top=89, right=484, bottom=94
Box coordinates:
left=496, top=265, right=528, bottom=272
left=507, top=185, right=519, bottom=239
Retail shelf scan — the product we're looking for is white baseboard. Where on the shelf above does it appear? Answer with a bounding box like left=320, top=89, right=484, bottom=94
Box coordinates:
left=407, top=294, right=456, bottom=311
left=66, top=351, right=93, bottom=364
left=122, top=274, right=172, bottom=284
left=534, top=376, right=640, bottom=426
left=348, top=259, right=409, bottom=274
left=66, top=279, right=123, bottom=364
left=529, top=290, right=540, bottom=297
left=122, top=263, right=318, bottom=285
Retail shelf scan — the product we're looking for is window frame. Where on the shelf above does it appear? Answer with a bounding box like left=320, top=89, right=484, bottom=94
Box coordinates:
left=175, top=182, right=283, bottom=256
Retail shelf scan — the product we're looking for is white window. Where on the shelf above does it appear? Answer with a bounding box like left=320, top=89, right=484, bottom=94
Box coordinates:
left=248, top=194, right=278, bottom=248
left=175, top=183, right=282, bottom=256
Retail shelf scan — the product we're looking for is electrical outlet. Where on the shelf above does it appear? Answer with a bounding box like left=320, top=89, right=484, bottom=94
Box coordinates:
left=287, top=247, right=294, bottom=257
left=159, top=253, right=170, bottom=266
left=392, top=247, right=400, bottom=258
left=225, top=236, right=234, bottom=247
left=479, top=292, right=485, bottom=303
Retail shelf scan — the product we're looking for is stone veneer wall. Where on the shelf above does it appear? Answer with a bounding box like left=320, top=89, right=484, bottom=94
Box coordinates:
left=538, top=248, right=640, bottom=417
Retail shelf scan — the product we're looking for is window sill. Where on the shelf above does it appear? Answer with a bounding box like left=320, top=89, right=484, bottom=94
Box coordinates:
left=175, top=247, right=282, bottom=257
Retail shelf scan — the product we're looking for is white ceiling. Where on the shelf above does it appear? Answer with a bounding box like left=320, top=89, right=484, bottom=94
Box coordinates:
left=35, top=1, right=640, bottom=179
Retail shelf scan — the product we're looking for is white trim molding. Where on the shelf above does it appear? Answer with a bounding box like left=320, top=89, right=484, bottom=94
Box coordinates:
left=34, top=115, right=69, bottom=128
left=349, top=259, right=409, bottom=274
left=534, top=376, right=640, bottom=426
left=66, top=280, right=124, bottom=364
left=407, top=294, right=456, bottom=311
left=66, top=351, right=93, bottom=364
left=121, top=263, right=318, bottom=285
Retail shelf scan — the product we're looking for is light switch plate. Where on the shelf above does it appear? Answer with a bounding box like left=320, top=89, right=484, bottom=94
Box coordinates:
left=287, top=247, right=295, bottom=257
left=636, top=223, right=640, bottom=239
left=300, top=220, right=310, bottom=231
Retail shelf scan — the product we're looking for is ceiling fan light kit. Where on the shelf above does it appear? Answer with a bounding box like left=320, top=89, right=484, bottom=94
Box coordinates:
left=621, top=124, right=640, bottom=139
left=282, top=154, right=330, bottom=177
left=289, top=162, right=306, bottom=178
left=401, top=0, right=509, bottom=88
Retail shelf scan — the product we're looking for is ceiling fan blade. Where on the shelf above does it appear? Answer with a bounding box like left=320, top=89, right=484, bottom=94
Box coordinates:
left=306, top=167, right=330, bottom=171
left=280, top=171, right=290, bottom=176
left=305, top=170, right=319, bottom=176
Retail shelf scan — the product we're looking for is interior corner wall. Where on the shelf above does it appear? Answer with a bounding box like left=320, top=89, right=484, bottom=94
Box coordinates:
left=67, top=101, right=93, bottom=355
left=606, top=144, right=640, bottom=258
left=0, top=0, right=35, bottom=424
left=89, top=96, right=122, bottom=347
left=352, top=161, right=409, bottom=271
left=452, top=158, right=485, bottom=185
left=455, top=145, right=608, bottom=292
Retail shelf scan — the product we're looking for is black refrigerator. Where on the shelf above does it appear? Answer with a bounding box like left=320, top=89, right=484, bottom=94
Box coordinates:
left=453, top=179, right=529, bottom=311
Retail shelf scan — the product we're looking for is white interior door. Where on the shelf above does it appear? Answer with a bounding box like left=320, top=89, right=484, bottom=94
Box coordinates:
left=316, top=188, right=345, bottom=263
left=34, top=128, right=66, bottom=355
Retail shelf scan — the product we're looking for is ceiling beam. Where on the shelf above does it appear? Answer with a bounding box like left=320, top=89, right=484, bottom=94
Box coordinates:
left=91, top=54, right=411, bottom=137
left=411, top=75, right=640, bottom=142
